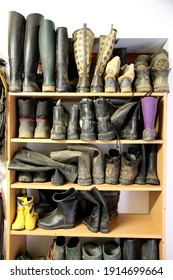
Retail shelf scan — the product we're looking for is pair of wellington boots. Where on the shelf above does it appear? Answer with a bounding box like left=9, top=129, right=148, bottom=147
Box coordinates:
left=52, top=236, right=81, bottom=260
left=72, top=24, right=117, bottom=92
left=12, top=193, right=38, bottom=231
left=82, top=239, right=121, bottom=260
left=18, top=98, right=52, bottom=139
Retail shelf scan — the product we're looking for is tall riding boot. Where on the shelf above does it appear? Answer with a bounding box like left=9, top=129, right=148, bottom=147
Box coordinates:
left=67, top=105, right=80, bottom=140
left=104, top=56, right=121, bottom=92
left=134, top=54, right=152, bottom=92
left=150, top=48, right=170, bottom=92
left=39, top=19, right=56, bottom=92
left=50, top=100, right=67, bottom=140
left=118, top=63, right=135, bottom=93
left=135, top=144, right=147, bottom=184
left=37, top=188, right=78, bottom=229
left=8, top=11, right=25, bottom=92
left=72, top=24, right=94, bottom=92
left=141, top=239, right=159, bottom=260
left=66, top=237, right=81, bottom=260
left=146, top=144, right=160, bottom=185
left=34, top=99, right=51, bottom=138
left=68, top=144, right=105, bottom=184
left=94, top=97, right=116, bottom=140
left=18, top=98, right=36, bottom=138
left=82, top=241, right=102, bottom=260
left=12, top=193, right=26, bottom=230
left=105, top=148, right=121, bottom=184
left=23, top=13, right=44, bottom=92
left=34, top=189, right=56, bottom=218
left=0, top=192, right=4, bottom=259
left=90, top=25, right=117, bottom=92
left=141, top=96, right=159, bottom=140
left=53, top=236, right=65, bottom=260
left=50, top=149, right=92, bottom=186
left=79, top=98, right=96, bottom=140
left=120, top=102, right=139, bottom=140
left=56, top=27, right=71, bottom=92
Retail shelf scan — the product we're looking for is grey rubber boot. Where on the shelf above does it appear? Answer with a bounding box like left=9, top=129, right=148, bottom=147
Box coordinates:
left=8, top=11, right=25, bottom=92
left=105, top=148, right=121, bottom=184
left=94, top=97, right=116, bottom=140
left=82, top=241, right=102, bottom=260
left=23, top=13, right=44, bottom=92
left=72, top=23, right=94, bottom=92
left=50, top=149, right=92, bottom=186
left=67, top=105, right=80, bottom=140
left=39, top=19, right=56, bottom=92
left=141, top=239, right=159, bottom=260
left=103, top=240, right=121, bottom=260
left=53, top=236, right=65, bottom=260
left=66, top=237, right=81, bottom=260
left=18, top=98, right=36, bottom=138
left=50, top=100, right=68, bottom=140
left=34, top=99, right=51, bottom=139
left=134, top=54, right=152, bottom=92
left=79, top=98, right=96, bottom=140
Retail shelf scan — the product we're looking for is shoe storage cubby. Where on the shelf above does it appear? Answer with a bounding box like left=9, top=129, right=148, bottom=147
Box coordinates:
left=6, top=89, right=167, bottom=260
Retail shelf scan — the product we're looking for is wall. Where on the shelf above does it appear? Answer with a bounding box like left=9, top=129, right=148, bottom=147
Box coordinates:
left=0, top=0, right=173, bottom=259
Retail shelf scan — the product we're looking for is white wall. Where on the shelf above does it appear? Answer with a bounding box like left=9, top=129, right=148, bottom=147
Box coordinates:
left=0, top=0, right=173, bottom=259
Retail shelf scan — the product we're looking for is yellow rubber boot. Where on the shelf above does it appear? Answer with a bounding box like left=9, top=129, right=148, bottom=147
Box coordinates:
left=12, top=194, right=26, bottom=230
left=23, top=196, right=38, bottom=230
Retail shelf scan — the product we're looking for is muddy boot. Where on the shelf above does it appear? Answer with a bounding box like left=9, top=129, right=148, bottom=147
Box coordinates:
left=56, top=27, right=72, bottom=92
left=82, top=241, right=102, bottom=260
left=37, top=188, right=78, bottom=229
left=118, top=63, right=135, bottom=93
left=94, top=97, right=116, bottom=140
left=50, top=149, right=92, bottom=186
left=67, top=105, right=80, bottom=139
left=134, top=55, right=152, bottom=92
left=102, top=191, right=120, bottom=219
left=135, top=144, right=147, bottom=184
left=150, top=48, right=170, bottom=92
left=53, top=236, right=65, bottom=260
left=68, top=143, right=104, bottom=184
left=90, top=25, right=117, bottom=92
left=141, top=239, right=159, bottom=260
left=72, top=24, right=94, bottom=92
left=105, top=148, right=121, bottom=184
left=18, top=171, right=32, bottom=182
left=66, top=237, right=81, bottom=260
left=146, top=144, right=160, bottom=185
left=50, top=100, right=68, bottom=140
left=34, top=189, right=56, bottom=218
left=23, top=13, right=44, bottom=92
left=18, top=98, right=36, bottom=138
left=119, top=147, right=142, bottom=185
left=79, top=98, right=96, bottom=140
left=141, top=96, right=159, bottom=141
left=23, top=196, right=38, bottom=230
left=103, top=240, right=121, bottom=260
left=8, top=11, right=25, bottom=92
left=104, top=56, right=121, bottom=92
left=39, top=19, right=56, bottom=92
left=34, top=99, right=51, bottom=138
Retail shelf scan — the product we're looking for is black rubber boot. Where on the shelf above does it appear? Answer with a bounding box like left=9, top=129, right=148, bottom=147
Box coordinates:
left=8, top=11, right=25, bottom=92
left=56, top=27, right=71, bottom=92
left=34, top=99, right=51, bottom=139
left=79, top=98, right=96, bottom=140
left=146, top=144, right=160, bottom=185
left=18, top=98, right=36, bottom=138
left=34, top=189, right=56, bottom=218
left=37, top=188, right=78, bottom=229
left=23, top=13, right=44, bottom=92
left=66, top=237, right=81, bottom=260
left=94, top=98, right=116, bottom=140
left=135, top=144, right=147, bottom=184
left=39, top=19, right=56, bottom=92
left=67, top=105, right=80, bottom=140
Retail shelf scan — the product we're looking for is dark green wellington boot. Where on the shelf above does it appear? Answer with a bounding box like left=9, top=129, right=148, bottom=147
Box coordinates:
left=103, top=240, right=121, bottom=260
left=53, top=236, right=65, bottom=260
left=146, top=144, right=160, bottom=185
left=141, top=239, right=159, bottom=260
left=66, top=237, right=81, bottom=260
left=123, top=238, right=138, bottom=260
left=67, top=104, right=80, bottom=140
left=67, top=143, right=104, bottom=184
left=50, top=100, right=68, bottom=140
left=39, top=19, right=56, bottom=92
left=94, top=97, right=116, bottom=140
left=18, top=98, right=36, bottom=138
left=90, top=25, right=117, bottom=92
left=34, top=99, right=51, bottom=139
left=72, top=23, right=94, bottom=92
left=135, top=144, right=147, bottom=184
left=8, top=11, right=25, bottom=92
left=105, top=148, right=121, bottom=184
left=50, top=149, right=92, bottom=186
left=82, top=241, right=102, bottom=260
left=23, top=13, right=44, bottom=92
left=134, top=54, right=152, bottom=93
left=56, top=27, right=72, bottom=92
left=79, top=98, right=97, bottom=140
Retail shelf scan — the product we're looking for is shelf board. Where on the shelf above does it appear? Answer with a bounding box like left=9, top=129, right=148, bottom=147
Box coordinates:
left=10, top=214, right=162, bottom=239
left=10, top=138, right=163, bottom=144
left=11, top=181, right=162, bottom=191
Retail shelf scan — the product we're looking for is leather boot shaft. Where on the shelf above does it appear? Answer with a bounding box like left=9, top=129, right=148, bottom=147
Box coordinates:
left=8, top=11, right=25, bottom=92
